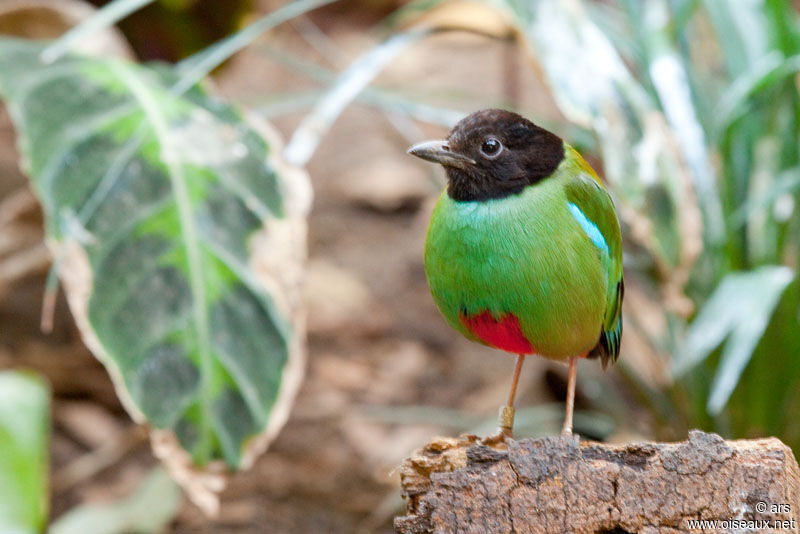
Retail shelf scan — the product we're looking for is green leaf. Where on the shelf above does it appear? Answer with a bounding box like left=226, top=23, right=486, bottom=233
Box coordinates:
left=672, top=266, right=794, bottom=414
left=488, top=0, right=719, bottom=268
left=39, top=0, right=154, bottom=64
left=0, top=370, right=50, bottom=534
left=285, top=27, right=432, bottom=167
left=49, top=467, right=181, bottom=534
left=715, top=52, right=800, bottom=132
left=703, top=0, right=772, bottom=78
left=172, top=0, right=337, bottom=95
left=0, top=37, right=307, bottom=480
left=644, top=2, right=724, bottom=243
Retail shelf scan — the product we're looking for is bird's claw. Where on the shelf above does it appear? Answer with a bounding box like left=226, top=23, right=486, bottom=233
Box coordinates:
left=479, top=427, right=512, bottom=447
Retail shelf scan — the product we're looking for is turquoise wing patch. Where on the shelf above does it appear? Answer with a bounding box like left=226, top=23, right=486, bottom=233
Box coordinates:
left=567, top=201, right=609, bottom=255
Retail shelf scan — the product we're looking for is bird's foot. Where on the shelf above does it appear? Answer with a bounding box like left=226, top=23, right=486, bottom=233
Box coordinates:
left=479, top=427, right=512, bottom=447
left=478, top=405, right=515, bottom=447
left=559, top=427, right=580, bottom=446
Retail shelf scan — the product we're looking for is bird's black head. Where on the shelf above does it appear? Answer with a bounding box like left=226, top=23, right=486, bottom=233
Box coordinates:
left=408, top=109, right=565, bottom=202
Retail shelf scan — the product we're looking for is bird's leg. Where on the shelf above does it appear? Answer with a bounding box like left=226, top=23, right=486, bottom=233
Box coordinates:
left=561, top=355, right=578, bottom=435
left=501, top=353, right=526, bottom=437
left=482, top=354, right=525, bottom=445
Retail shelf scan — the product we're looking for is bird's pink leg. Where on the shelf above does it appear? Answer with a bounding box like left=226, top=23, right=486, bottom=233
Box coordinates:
left=561, top=355, right=579, bottom=435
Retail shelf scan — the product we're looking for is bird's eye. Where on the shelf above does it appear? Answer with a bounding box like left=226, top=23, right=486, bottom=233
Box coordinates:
left=480, top=137, right=503, bottom=158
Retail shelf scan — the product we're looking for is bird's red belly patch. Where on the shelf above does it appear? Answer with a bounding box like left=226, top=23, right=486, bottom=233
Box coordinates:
left=460, top=311, right=534, bottom=354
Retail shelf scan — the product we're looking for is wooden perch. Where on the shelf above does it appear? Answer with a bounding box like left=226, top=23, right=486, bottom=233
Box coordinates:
left=395, top=430, right=800, bottom=533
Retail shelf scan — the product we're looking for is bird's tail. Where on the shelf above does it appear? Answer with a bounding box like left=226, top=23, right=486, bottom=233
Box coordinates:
left=587, top=279, right=624, bottom=369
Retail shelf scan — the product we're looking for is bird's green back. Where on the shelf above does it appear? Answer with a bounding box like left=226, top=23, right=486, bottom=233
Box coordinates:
left=562, top=146, right=623, bottom=366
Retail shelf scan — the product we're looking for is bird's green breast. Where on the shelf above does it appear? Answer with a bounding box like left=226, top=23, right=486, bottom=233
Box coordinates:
left=424, top=166, right=608, bottom=360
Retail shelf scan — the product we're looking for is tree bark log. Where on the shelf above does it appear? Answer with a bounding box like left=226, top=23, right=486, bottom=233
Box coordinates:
left=395, top=430, right=800, bottom=533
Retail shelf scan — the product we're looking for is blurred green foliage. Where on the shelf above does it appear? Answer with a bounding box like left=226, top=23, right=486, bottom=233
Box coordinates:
left=0, top=371, right=49, bottom=534
left=49, top=468, right=181, bottom=534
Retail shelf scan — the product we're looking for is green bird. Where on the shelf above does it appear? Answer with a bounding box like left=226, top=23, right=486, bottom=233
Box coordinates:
left=408, top=109, right=623, bottom=438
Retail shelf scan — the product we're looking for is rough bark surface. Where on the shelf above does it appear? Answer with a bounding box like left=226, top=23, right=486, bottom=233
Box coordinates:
left=395, top=430, right=800, bottom=534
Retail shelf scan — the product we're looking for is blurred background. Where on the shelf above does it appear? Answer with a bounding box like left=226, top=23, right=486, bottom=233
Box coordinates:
left=1, top=0, right=799, bottom=532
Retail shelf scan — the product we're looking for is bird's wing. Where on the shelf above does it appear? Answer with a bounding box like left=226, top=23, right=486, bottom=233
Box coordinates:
left=563, top=147, right=624, bottom=368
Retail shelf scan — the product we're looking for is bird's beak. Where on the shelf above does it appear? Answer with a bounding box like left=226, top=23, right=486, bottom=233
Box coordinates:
left=407, top=140, right=475, bottom=170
